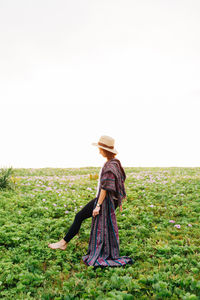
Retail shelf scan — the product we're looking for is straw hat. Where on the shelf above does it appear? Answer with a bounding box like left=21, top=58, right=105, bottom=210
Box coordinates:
left=92, top=135, right=118, bottom=154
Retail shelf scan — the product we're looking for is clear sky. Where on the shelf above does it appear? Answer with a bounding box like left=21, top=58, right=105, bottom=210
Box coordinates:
left=0, top=0, right=200, bottom=168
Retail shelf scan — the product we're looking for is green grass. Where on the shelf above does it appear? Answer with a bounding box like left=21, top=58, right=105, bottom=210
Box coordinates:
left=0, top=167, right=200, bottom=299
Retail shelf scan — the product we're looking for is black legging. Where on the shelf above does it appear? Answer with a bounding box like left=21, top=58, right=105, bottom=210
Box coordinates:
left=63, top=197, right=119, bottom=243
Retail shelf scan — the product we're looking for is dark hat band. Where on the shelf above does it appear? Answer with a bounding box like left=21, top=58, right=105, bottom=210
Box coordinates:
left=98, top=142, right=114, bottom=149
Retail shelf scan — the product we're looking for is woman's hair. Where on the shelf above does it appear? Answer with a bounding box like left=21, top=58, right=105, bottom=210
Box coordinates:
left=101, top=148, right=117, bottom=160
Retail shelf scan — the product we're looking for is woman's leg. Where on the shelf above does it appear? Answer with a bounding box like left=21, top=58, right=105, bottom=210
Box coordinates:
left=63, top=197, right=97, bottom=242
left=48, top=197, right=97, bottom=250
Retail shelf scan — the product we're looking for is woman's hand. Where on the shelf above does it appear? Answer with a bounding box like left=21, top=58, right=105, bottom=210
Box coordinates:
left=92, top=206, right=100, bottom=217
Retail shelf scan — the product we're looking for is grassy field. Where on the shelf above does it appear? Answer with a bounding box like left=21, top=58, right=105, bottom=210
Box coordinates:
left=0, top=167, right=200, bottom=299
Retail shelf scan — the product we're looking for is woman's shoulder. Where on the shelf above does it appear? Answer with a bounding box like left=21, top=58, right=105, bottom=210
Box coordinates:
left=107, top=158, right=126, bottom=180
left=103, top=158, right=123, bottom=174
left=105, top=158, right=121, bottom=166
left=107, top=158, right=124, bottom=170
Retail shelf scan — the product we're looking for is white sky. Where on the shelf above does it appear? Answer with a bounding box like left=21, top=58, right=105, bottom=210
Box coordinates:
left=0, top=0, right=200, bottom=168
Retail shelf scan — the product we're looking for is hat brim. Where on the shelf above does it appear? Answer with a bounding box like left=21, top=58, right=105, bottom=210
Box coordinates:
left=91, top=142, right=118, bottom=154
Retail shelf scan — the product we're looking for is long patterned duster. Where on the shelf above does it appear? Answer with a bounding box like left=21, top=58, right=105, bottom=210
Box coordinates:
left=82, top=159, right=134, bottom=268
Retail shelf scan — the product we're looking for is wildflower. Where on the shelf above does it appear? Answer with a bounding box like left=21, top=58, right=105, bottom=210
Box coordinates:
left=174, top=224, right=181, bottom=228
left=149, top=204, right=154, bottom=207
left=44, top=207, right=48, bottom=210
left=169, top=220, right=175, bottom=223
left=42, top=199, right=46, bottom=202
left=188, top=224, right=192, bottom=227
left=53, top=203, right=57, bottom=206
left=87, top=187, right=92, bottom=191
left=64, top=204, right=67, bottom=207
left=65, top=210, right=69, bottom=214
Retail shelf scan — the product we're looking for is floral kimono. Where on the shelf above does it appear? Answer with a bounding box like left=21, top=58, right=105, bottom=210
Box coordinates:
left=82, top=158, right=133, bottom=268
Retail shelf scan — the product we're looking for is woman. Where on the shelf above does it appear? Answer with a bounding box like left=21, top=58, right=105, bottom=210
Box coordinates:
left=48, top=135, right=133, bottom=268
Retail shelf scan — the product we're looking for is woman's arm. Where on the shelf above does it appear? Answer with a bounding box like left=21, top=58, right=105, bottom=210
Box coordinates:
left=97, top=189, right=107, bottom=206
left=92, top=189, right=107, bottom=217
